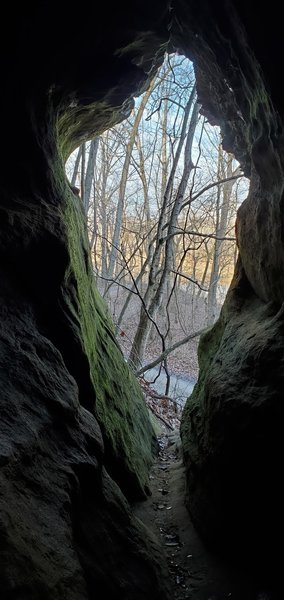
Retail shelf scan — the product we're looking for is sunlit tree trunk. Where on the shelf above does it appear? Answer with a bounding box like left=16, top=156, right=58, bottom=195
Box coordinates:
left=80, top=142, right=86, bottom=204
left=129, top=95, right=199, bottom=370
left=70, top=146, right=82, bottom=187
left=84, top=137, right=99, bottom=213
left=107, top=77, right=156, bottom=282
left=207, top=150, right=240, bottom=325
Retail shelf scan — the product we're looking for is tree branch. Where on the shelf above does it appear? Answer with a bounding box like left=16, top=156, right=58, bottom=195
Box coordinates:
left=95, top=272, right=138, bottom=295
left=161, top=228, right=236, bottom=243
left=180, top=174, right=243, bottom=212
left=171, top=270, right=208, bottom=291
left=146, top=97, right=187, bottom=121
left=135, top=327, right=207, bottom=376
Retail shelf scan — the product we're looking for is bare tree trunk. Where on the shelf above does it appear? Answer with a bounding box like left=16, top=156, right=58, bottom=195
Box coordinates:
left=91, top=178, right=97, bottom=259
left=135, top=90, right=170, bottom=326
left=100, top=165, right=109, bottom=295
left=84, top=137, right=99, bottom=213
left=107, top=77, right=156, bottom=282
left=136, top=132, right=150, bottom=228
left=71, top=145, right=83, bottom=187
left=80, top=142, right=86, bottom=205
left=142, top=86, right=196, bottom=316
left=115, top=257, right=149, bottom=331
left=197, top=242, right=210, bottom=297
left=160, top=95, right=168, bottom=202
left=207, top=151, right=240, bottom=325
left=129, top=95, right=199, bottom=370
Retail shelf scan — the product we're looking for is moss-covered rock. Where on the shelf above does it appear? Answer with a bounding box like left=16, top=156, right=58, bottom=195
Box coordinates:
left=0, top=8, right=172, bottom=595
left=181, top=263, right=284, bottom=582
left=0, top=273, right=170, bottom=600
left=62, top=188, right=157, bottom=500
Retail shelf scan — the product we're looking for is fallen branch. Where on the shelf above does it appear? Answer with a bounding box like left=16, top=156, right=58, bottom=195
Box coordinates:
left=147, top=403, right=175, bottom=431
left=135, top=327, right=207, bottom=376
left=140, top=378, right=179, bottom=404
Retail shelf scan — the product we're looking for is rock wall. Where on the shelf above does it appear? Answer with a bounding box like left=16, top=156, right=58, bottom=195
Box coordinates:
left=178, top=0, right=284, bottom=585
left=0, top=3, right=172, bottom=598
left=64, top=186, right=159, bottom=501
left=0, top=94, right=172, bottom=600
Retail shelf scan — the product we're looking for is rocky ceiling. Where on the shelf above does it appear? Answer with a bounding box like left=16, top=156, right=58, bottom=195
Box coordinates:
left=1, top=1, right=284, bottom=598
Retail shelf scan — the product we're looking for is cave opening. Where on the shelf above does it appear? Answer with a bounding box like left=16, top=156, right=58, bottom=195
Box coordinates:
left=2, top=2, right=284, bottom=599
left=65, top=51, right=248, bottom=429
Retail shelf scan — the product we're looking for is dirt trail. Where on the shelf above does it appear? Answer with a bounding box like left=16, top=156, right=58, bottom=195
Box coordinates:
left=134, top=432, right=272, bottom=600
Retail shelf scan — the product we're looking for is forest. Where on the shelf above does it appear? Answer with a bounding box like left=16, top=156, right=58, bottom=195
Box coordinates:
left=66, top=53, right=248, bottom=421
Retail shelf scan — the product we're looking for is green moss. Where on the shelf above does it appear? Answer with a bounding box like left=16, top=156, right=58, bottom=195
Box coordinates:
left=180, top=316, right=225, bottom=456
left=62, top=188, right=156, bottom=500
left=58, top=99, right=133, bottom=160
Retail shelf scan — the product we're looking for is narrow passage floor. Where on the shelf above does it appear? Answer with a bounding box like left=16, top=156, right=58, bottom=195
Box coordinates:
left=134, top=432, right=273, bottom=600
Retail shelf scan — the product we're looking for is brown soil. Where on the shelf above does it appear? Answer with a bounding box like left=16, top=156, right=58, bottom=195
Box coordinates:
left=134, top=430, right=272, bottom=600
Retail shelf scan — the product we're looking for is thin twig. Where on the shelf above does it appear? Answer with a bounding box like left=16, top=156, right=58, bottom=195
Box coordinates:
left=161, top=229, right=236, bottom=242
left=180, top=174, right=243, bottom=212
left=95, top=273, right=139, bottom=295
left=171, top=270, right=208, bottom=292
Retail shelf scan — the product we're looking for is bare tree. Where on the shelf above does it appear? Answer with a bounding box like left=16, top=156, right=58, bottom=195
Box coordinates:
left=84, top=138, right=100, bottom=214
left=128, top=91, right=199, bottom=370
left=65, top=52, right=247, bottom=386
left=70, top=146, right=82, bottom=187
left=107, top=77, right=157, bottom=283
left=207, top=146, right=241, bottom=325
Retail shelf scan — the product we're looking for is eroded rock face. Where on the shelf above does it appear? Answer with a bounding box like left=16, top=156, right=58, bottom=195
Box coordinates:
left=181, top=262, right=284, bottom=574
left=0, top=120, right=170, bottom=599
left=0, top=4, right=171, bottom=597
left=179, top=2, right=284, bottom=586
left=181, top=135, right=284, bottom=584
left=0, top=281, right=167, bottom=599
left=64, top=187, right=159, bottom=501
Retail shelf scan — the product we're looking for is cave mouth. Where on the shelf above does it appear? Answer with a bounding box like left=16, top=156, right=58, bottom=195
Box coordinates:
left=3, top=3, right=284, bottom=598
left=65, top=51, right=248, bottom=425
